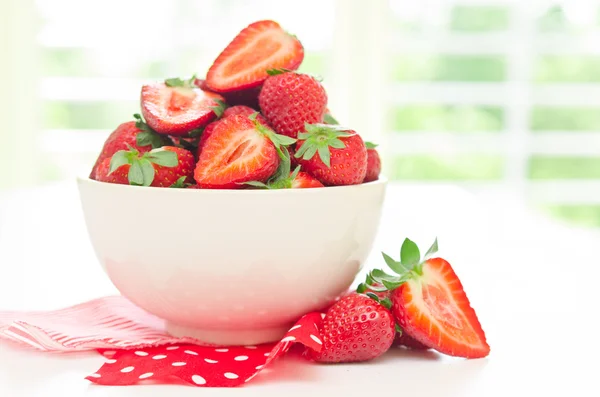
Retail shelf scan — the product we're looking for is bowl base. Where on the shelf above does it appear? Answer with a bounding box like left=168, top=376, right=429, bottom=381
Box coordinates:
left=166, top=322, right=290, bottom=346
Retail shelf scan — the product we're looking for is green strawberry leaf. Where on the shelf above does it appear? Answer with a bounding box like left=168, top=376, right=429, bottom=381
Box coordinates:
left=165, top=74, right=197, bottom=89
left=294, top=123, right=355, bottom=168
left=423, top=237, right=439, bottom=260
left=138, top=158, right=156, bottom=186
left=370, top=268, right=402, bottom=283
left=169, top=176, right=189, bottom=188
left=365, top=292, right=380, bottom=302
left=165, top=77, right=186, bottom=87
left=323, top=113, right=339, bottom=125
left=381, top=279, right=403, bottom=290
left=133, top=113, right=173, bottom=149
left=365, top=141, right=378, bottom=149
left=128, top=160, right=144, bottom=186
left=145, top=148, right=178, bottom=167
left=317, top=146, right=331, bottom=168
left=266, top=68, right=292, bottom=76
left=109, top=150, right=131, bottom=174
left=400, top=238, right=421, bottom=267
left=356, top=283, right=367, bottom=293
left=382, top=252, right=412, bottom=275
left=395, top=323, right=402, bottom=334
left=243, top=181, right=270, bottom=188
left=210, top=99, right=227, bottom=118
left=380, top=297, right=392, bottom=309
left=366, top=283, right=388, bottom=292
left=290, top=165, right=301, bottom=181
left=188, top=127, right=204, bottom=138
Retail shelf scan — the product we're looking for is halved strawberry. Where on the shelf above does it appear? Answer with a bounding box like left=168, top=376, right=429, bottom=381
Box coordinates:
left=141, top=76, right=226, bottom=136
left=96, top=146, right=195, bottom=188
left=206, top=20, right=304, bottom=93
left=194, top=114, right=295, bottom=189
left=197, top=77, right=262, bottom=109
left=359, top=238, right=490, bottom=359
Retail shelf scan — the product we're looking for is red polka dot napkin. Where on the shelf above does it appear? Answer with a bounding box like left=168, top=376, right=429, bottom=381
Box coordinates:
left=0, top=296, right=324, bottom=387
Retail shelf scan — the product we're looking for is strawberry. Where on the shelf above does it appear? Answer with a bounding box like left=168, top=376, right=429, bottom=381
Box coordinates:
left=292, top=171, right=324, bottom=188
left=141, top=76, right=226, bottom=136
left=222, top=105, right=269, bottom=125
left=194, top=114, right=295, bottom=189
left=96, top=146, right=194, bottom=188
left=197, top=120, right=219, bottom=157
left=360, top=238, right=490, bottom=359
left=307, top=293, right=395, bottom=363
left=89, top=116, right=172, bottom=180
left=295, top=124, right=367, bottom=186
left=206, top=20, right=304, bottom=93
left=395, top=331, right=430, bottom=350
left=364, top=142, right=381, bottom=182
left=196, top=78, right=260, bottom=109
left=259, top=70, right=327, bottom=138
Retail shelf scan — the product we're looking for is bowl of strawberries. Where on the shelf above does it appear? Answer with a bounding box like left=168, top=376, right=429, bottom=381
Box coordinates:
left=78, top=20, right=386, bottom=346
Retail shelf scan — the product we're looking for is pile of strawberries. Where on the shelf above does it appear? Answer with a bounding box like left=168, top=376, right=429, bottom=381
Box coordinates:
left=89, top=20, right=381, bottom=189
left=309, top=238, right=490, bottom=363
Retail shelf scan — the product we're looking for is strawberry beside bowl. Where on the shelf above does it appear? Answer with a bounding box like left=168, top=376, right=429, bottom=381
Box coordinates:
left=77, top=176, right=387, bottom=346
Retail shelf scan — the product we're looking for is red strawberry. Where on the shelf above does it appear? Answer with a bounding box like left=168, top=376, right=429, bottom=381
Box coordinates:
left=141, top=76, right=226, bottom=136
left=295, top=124, right=367, bottom=186
left=364, top=142, right=381, bottom=182
left=222, top=105, right=269, bottom=125
left=197, top=120, right=219, bottom=156
left=291, top=171, right=324, bottom=188
left=196, top=78, right=260, bottom=109
left=259, top=71, right=327, bottom=138
left=194, top=115, right=294, bottom=189
left=89, top=116, right=172, bottom=180
left=206, top=20, right=304, bottom=93
left=365, top=238, right=490, bottom=359
left=395, top=331, right=430, bottom=350
left=307, top=293, right=395, bottom=363
left=96, top=146, right=194, bottom=188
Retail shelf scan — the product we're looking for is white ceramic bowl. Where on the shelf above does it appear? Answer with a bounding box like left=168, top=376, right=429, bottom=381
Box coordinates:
left=77, top=177, right=387, bottom=345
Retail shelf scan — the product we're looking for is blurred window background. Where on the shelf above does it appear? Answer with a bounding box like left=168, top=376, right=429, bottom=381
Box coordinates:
left=1, top=0, right=600, bottom=228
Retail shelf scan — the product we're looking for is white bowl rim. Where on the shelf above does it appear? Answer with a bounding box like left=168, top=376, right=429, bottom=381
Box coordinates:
left=77, top=175, right=388, bottom=194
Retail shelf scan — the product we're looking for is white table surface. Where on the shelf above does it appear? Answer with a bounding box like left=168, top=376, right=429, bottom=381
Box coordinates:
left=0, top=181, right=598, bottom=396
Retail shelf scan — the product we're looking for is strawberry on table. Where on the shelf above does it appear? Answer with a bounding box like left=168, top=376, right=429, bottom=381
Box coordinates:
left=359, top=238, right=490, bottom=359
left=295, top=124, right=367, bottom=186
left=395, top=330, right=430, bottom=350
left=194, top=114, right=295, bottom=189
left=96, top=146, right=194, bottom=188
left=306, top=293, right=395, bottom=363
left=141, top=75, right=226, bottom=136
left=89, top=115, right=172, bottom=180
left=259, top=70, right=327, bottom=138
left=206, top=20, right=304, bottom=94
left=364, top=141, right=382, bottom=182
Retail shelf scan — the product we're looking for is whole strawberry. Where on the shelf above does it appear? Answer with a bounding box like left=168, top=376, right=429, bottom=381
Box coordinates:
left=259, top=70, right=327, bottom=138
left=295, top=124, right=367, bottom=186
left=364, top=142, right=381, bottom=182
left=89, top=115, right=171, bottom=180
left=307, top=293, right=395, bottom=363
left=96, top=146, right=194, bottom=188
left=222, top=105, right=269, bottom=125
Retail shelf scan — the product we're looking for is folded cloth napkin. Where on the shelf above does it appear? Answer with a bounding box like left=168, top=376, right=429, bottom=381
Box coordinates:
left=0, top=296, right=324, bottom=387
